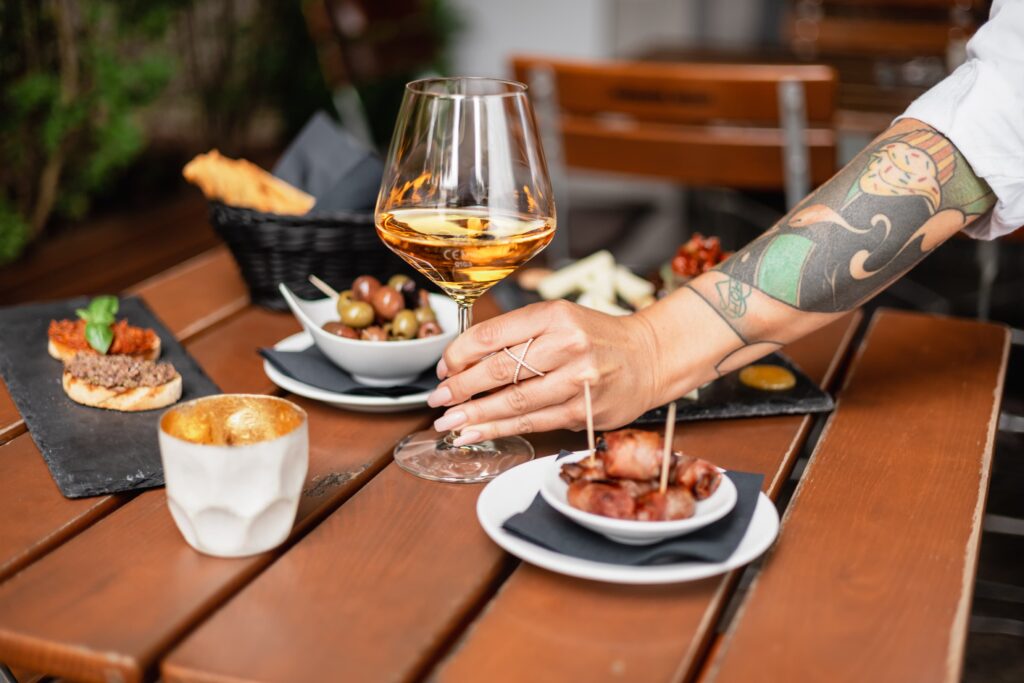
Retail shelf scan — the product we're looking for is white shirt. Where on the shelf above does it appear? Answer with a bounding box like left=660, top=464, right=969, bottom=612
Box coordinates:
left=898, top=0, right=1024, bottom=239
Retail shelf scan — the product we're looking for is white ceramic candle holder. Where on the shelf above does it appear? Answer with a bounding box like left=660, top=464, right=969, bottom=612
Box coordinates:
left=158, top=394, right=309, bottom=558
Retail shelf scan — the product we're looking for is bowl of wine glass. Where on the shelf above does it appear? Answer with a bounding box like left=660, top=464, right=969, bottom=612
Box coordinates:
left=278, top=283, right=458, bottom=387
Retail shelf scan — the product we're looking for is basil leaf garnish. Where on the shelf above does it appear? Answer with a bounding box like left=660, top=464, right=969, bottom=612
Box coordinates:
left=85, top=321, right=114, bottom=354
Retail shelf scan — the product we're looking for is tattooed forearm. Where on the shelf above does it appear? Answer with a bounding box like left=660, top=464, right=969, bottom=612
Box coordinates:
left=679, top=120, right=994, bottom=376
left=720, top=123, right=994, bottom=315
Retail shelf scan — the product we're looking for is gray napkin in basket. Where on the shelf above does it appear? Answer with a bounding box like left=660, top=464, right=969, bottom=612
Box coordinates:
left=272, top=111, right=383, bottom=211
left=503, top=452, right=764, bottom=566
left=260, top=344, right=438, bottom=397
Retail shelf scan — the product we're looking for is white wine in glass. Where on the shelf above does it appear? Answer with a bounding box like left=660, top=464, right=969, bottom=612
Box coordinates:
left=375, top=77, right=556, bottom=483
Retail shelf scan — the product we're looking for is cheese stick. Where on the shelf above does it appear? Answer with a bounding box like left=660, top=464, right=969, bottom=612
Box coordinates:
left=614, top=266, right=655, bottom=307
left=538, top=251, right=614, bottom=300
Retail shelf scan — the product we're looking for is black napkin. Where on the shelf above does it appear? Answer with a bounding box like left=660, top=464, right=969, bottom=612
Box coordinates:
left=260, top=344, right=439, bottom=397
left=503, top=457, right=765, bottom=566
left=272, top=111, right=384, bottom=212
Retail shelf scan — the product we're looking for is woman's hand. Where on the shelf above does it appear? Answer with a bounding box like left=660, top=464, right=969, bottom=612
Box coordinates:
left=426, top=300, right=663, bottom=445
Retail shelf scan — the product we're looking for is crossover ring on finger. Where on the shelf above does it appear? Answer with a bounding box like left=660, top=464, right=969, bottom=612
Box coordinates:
left=502, top=337, right=546, bottom=385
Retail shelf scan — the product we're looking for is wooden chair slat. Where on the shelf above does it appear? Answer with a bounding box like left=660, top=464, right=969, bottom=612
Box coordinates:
left=702, top=309, right=1009, bottom=683
left=790, top=17, right=960, bottom=58
left=561, top=117, right=837, bottom=189
left=0, top=283, right=470, bottom=680
left=430, top=313, right=861, bottom=683
left=512, top=57, right=837, bottom=125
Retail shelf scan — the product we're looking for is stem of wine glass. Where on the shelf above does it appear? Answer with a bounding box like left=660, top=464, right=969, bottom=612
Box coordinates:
left=442, top=299, right=474, bottom=447
left=457, top=300, right=473, bottom=336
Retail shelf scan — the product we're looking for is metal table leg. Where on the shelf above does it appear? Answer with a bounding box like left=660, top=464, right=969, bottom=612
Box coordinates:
left=0, top=662, right=18, bottom=683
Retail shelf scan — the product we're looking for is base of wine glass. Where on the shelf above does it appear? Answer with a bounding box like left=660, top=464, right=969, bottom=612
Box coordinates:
left=393, top=428, right=534, bottom=483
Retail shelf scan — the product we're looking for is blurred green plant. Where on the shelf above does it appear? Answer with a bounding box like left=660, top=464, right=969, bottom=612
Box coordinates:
left=0, top=0, right=178, bottom=264
left=0, top=0, right=460, bottom=265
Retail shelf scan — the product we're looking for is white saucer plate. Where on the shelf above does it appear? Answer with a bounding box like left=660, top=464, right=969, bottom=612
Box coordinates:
left=477, top=455, right=780, bottom=584
left=262, top=332, right=431, bottom=413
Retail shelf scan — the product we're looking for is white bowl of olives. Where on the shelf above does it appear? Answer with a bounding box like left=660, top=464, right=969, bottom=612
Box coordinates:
left=278, top=276, right=457, bottom=387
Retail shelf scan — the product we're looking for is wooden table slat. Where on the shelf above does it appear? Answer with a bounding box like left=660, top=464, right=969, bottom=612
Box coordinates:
left=702, top=309, right=1009, bottom=683
left=429, top=313, right=862, bottom=683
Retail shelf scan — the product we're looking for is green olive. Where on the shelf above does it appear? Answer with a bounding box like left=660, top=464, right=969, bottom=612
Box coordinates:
left=339, top=300, right=374, bottom=329
left=387, top=274, right=412, bottom=290
left=335, top=290, right=355, bottom=316
left=414, top=306, right=436, bottom=325
left=391, top=309, right=420, bottom=340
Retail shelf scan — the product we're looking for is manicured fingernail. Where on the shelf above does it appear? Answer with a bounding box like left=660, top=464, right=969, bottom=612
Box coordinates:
left=427, top=385, right=452, bottom=408
left=433, top=410, right=466, bottom=432
left=436, top=357, right=448, bottom=379
left=452, top=430, right=482, bottom=447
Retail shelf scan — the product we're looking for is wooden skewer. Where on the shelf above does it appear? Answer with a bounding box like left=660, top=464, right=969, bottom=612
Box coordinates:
left=658, top=401, right=677, bottom=494
left=583, top=381, right=596, bottom=467
left=308, top=274, right=339, bottom=300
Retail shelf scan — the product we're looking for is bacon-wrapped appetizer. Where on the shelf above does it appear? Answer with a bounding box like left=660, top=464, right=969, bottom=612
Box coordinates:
left=601, top=429, right=662, bottom=480
left=673, top=456, right=722, bottom=500
left=567, top=481, right=636, bottom=520
left=558, top=457, right=606, bottom=484
left=635, top=487, right=695, bottom=521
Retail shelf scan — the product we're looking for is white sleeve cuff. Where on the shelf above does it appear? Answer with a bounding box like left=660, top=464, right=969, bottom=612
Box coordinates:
left=897, top=60, right=1024, bottom=239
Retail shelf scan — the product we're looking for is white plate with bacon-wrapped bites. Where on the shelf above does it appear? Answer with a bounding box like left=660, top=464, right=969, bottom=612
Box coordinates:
left=476, top=453, right=779, bottom=585
left=541, top=430, right=737, bottom=545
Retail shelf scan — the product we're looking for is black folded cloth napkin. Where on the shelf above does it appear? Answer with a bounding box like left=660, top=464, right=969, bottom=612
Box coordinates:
left=272, top=111, right=384, bottom=212
left=260, top=344, right=439, bottom=397
left=503, top=452, right=764, bottom=566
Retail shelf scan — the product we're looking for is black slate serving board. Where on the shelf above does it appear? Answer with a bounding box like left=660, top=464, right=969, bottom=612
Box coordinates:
left=491, top=280, right=833, bottom=424
left=632, top=352, right=832, bottom=425
left=0, top=296, right=220, bottom=498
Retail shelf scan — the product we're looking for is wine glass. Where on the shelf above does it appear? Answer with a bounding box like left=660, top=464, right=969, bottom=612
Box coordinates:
left=375, top=77, right=556, bottom=483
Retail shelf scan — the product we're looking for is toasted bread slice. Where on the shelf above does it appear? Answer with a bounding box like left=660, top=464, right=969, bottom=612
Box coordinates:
left=48, top=336, right=161, bottom=364
left=183, top=149, right=315, bottom=215
left=62, top=369, right=182, bottom=412
left=62, top=353, right=181, bottom=412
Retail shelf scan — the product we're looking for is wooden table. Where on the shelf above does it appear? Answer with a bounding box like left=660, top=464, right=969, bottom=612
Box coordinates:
left=0, top=246, right=1009, bottom=683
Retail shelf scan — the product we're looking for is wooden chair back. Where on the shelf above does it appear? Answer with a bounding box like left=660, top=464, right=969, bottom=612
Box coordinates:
left=511, top=56, right=839, bottom=193
left=787, top=0, right=987, bottom=59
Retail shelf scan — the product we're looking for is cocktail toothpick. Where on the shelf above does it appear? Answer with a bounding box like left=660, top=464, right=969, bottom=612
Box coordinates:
left=308, top=274, right=339, bottom=300
left=658, top=401, right=677, bottom=494
left=584, top=381, right=596, bottom=466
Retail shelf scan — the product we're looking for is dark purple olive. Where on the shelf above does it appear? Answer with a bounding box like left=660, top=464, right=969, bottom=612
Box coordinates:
left=322, top=322, right=359, bottom=339
left=361, top=325, right=388, bottom=341
left=418, top=321, right=442, bottom=338
left=399, top=280, right=420, bottom=309
left=371, top=285, right=403, bottom=321
left=352, top=275, right=381, bottom=303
